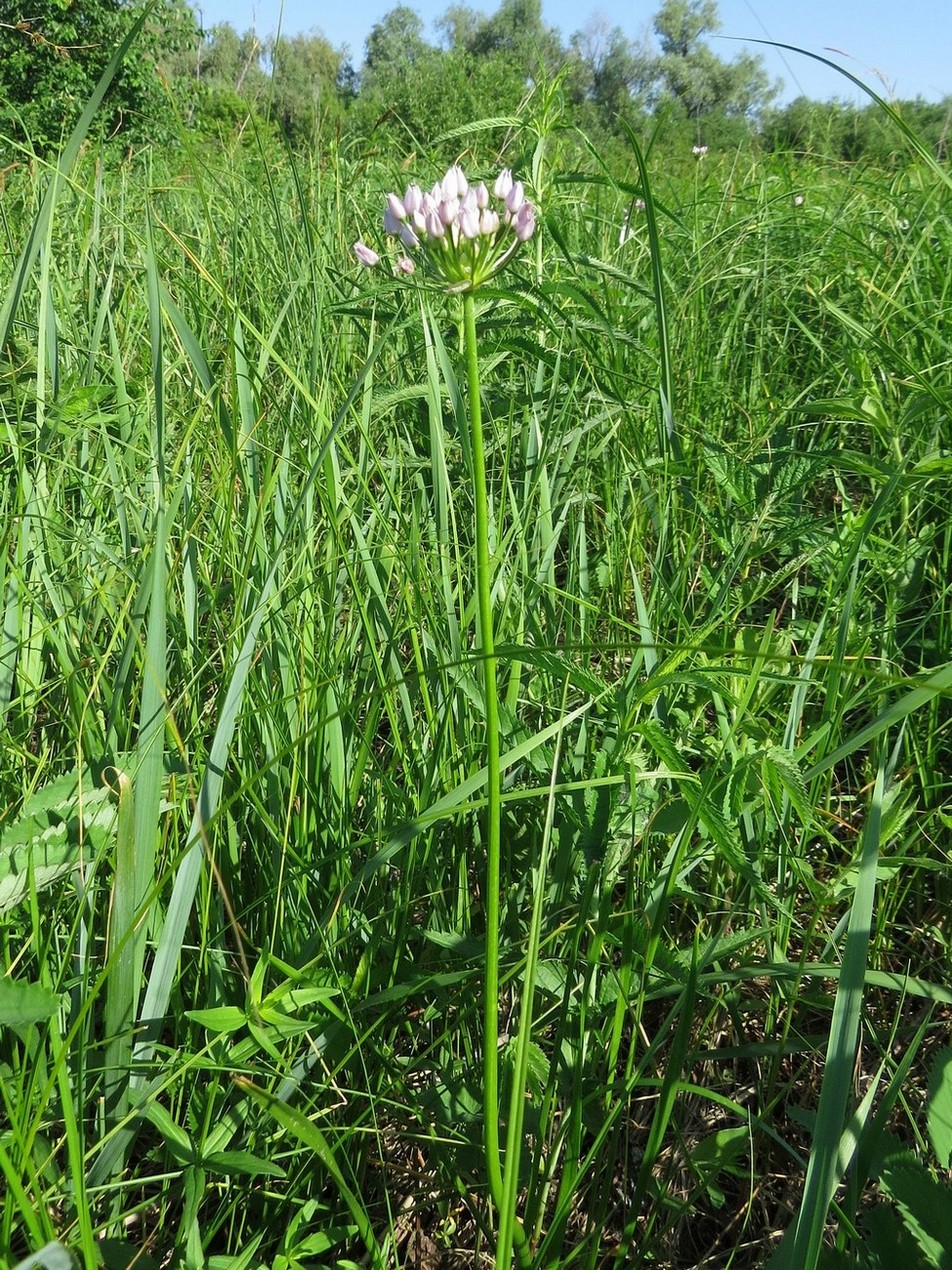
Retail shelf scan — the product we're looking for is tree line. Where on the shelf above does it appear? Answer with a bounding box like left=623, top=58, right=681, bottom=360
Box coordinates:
left=0, top=0, right=949, bottom=164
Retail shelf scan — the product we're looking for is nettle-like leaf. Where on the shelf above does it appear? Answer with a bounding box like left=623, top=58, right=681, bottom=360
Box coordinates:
left=0, top=764, right=118, bottom=912
left=761, top=744, right=812, bottom=828
left=878, top=1155, right=952, bottom=1267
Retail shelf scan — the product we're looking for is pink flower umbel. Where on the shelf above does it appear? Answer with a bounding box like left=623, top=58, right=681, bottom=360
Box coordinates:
left=357, top=164, right=537, bottom=294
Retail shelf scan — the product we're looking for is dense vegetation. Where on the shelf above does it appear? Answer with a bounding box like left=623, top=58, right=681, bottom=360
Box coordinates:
left=0, top=0, right=949, bottom=164
left=1, top=5, right=951, bottom=1270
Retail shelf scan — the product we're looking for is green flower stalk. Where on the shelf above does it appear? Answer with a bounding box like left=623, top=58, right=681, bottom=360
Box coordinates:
left=356, top=165, right=537, bottom=1267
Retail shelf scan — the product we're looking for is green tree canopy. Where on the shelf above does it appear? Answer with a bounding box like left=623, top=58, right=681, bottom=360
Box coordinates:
left=0, top=0, right=198, bottom=153
left=650, top=0, right=778, bottom=118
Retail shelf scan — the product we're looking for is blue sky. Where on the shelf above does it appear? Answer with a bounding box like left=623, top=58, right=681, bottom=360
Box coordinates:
left=187, top=0, right=950, bottom=105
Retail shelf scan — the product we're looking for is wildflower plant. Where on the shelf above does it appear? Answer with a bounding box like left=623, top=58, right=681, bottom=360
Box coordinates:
left=356, top=164, right=537, bottom=1269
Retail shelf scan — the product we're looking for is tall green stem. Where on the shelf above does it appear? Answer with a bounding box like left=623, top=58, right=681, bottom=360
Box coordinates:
left=463, top=293, right=530, bottom=1269
left=463, top=289, right=504, bottom=1195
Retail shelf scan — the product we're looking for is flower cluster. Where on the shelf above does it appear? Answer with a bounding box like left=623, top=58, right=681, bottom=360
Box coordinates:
left=353, top=164, right=536, bottom=293
left=692, top=144, right=709, bottom=159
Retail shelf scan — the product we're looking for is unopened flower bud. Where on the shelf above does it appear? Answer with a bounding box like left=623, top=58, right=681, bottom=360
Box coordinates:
left=441, top=166, right=463, bottom=201
left=514, top=202, right=535, bottom=242
left=475, top=182, right=489, bottom=209
left=480, top=208, right=499, bottom=236
left=425, top=209, right=445, bottom=239
left=505, top=181, right=525, bottom=215
left=386, top=192, right=407, bottom=221
left=494, top=169, right=513, bottom=200
left=440, top=197, right=460, bottom=226
left=399, top=222, right=419, bottom=249
left=403, top=184, right=423, bottom=215
left=353, top=241, right=380, bottom=267
left=460, top=207, right=480, bottom=239
left=396, top=256, right=415, bottom=274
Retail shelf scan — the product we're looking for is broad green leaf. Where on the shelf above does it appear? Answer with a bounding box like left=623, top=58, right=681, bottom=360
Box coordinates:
left=0, top=978, right=59, bottom=1029
left=928, top=1048, right=952, bottom=1170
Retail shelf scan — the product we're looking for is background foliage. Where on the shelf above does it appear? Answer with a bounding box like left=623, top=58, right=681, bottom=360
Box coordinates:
left=1, top=0, right=948, bottom=162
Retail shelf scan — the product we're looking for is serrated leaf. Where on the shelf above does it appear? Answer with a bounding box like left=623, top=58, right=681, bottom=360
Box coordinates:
left=0, top=768, right=116, bottom=912
left=864, top=1203, right=931, bottom=1270
left=762, top=745, right=812, bottom=826
left=879, top=1158, right=952, bottom=1267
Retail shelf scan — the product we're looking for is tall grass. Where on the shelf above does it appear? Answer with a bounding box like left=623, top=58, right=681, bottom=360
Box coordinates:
left=1, top=85, right=950, bottom=1269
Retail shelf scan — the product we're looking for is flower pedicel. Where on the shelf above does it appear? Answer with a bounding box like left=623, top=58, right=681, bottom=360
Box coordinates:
left=354, top=163, right=536, bottom=293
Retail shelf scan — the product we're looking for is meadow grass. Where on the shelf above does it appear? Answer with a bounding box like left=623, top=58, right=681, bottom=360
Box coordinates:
left=1, top=94, right=951, bottom=1270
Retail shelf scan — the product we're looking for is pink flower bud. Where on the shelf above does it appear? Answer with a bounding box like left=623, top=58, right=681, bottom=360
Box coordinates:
left=425, top=209, right=445, bottom=239
left=386, top=192, right=407, bottom=221
left=479, top=208, right=499, bottom=236
left=399, top=222, right=419, bottom=249
left=442, top=164, right=467, bottom=199
left=514, top=202, right=535, bottom=242
left=505, top=181, right=525, bottom=215
left=439, top=197, right=460, bottom=226
left=460, top=207, right=480, bottom=239
left=353, top=241, right=380, bottom=267
left=396, top=256, right=415, bottom=274
left=403, top=184, right=423, bottom=215
left=475, top=182, right=489, bottom=209
left=494, top=169, right=513, bottom=200
left=383, top=207, right=402, bottom=235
